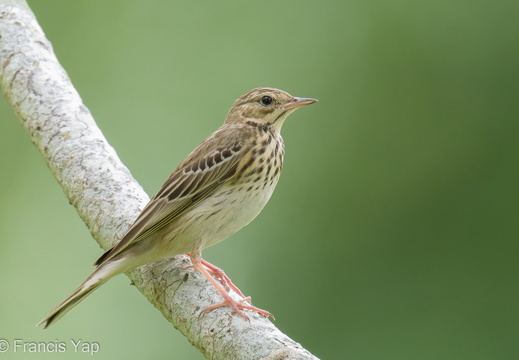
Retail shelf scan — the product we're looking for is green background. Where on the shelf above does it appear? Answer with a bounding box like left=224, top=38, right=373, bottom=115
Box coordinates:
left=1, top=0, right=518, bottom=359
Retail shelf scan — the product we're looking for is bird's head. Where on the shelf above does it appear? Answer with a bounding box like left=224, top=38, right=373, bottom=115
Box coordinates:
left=225, top=88, right=317, bottom=131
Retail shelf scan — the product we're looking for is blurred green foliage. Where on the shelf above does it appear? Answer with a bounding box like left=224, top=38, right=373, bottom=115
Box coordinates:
left=1, top=0, right=518, bottom=359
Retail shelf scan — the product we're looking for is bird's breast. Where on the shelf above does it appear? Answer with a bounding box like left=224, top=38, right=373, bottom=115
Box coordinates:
left=194, top=135, right=285, bottom=249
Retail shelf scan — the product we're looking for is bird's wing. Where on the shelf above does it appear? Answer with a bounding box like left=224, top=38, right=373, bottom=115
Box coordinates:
left=94, top=136, right=244, bottom=266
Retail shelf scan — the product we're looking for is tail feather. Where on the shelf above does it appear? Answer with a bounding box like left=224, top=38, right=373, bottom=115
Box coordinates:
left=38, top=283, right=101, bottom=329
left=37, top=261, right=123, bottom=329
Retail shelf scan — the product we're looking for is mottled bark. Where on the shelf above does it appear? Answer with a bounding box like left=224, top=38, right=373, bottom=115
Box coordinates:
left=0, top=1, right=318, bottom=359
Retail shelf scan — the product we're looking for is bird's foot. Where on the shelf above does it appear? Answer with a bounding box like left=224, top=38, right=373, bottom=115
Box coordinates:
left=186, top=254, right=274, bottom=320
left=199, top=295, right=274, bottom=320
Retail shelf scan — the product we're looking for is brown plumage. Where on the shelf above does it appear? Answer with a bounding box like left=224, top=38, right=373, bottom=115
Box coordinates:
left=38, top=88, right=317, bottom=328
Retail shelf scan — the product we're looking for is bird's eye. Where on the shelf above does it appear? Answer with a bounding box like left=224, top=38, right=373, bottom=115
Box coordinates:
left=260, top=96, right=273, bottom=106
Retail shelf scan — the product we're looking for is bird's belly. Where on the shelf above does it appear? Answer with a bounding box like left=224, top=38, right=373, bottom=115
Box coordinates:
left=183, top=179, right=279, bottom=250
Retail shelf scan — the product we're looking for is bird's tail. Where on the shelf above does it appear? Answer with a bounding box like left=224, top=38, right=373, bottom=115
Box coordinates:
left=37, top=261, right=123, bottom=329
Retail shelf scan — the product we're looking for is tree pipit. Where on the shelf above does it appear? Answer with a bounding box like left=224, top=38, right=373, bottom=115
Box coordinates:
left=38, top=88, right=317, bottom=328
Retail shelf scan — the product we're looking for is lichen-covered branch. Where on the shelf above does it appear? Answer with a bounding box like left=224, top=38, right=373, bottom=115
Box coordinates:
left=0, top=1, right=318, bottom=359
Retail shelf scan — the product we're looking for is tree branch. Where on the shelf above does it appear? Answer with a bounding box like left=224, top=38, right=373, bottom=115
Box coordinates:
left=0, top=1, right=318, bottom=359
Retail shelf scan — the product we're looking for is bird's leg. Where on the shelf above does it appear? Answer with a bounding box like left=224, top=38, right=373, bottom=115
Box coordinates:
left=186, top=254, right=246, bottom=298
left=187, top=254, right=274, bottom=320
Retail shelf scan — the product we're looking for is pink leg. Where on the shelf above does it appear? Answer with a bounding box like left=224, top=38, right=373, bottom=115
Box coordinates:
left=187, top=254, right=274, bottom=320
left=186, top=255, right=246, bottom=298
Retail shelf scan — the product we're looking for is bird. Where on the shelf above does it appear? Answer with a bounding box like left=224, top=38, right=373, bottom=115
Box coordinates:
left=38, top=87, right=317, bottom=328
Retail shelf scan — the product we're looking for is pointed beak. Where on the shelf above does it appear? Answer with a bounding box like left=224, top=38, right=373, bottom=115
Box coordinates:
left=281, top=97, right=318, bottom=110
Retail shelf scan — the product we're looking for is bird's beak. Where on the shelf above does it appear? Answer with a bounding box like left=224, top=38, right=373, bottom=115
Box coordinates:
left=281, top=97, right=318, bottom=110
